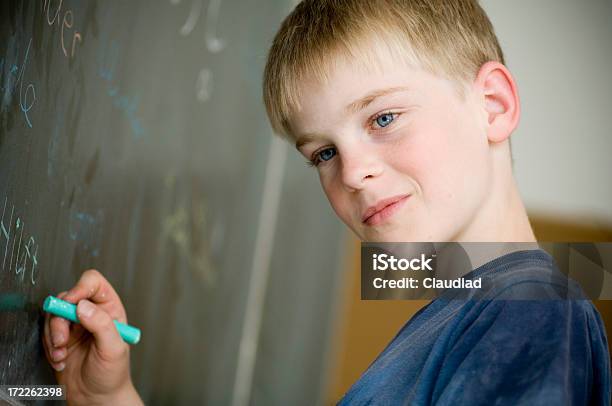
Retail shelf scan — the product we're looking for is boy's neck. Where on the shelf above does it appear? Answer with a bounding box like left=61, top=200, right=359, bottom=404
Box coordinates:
left=455, top=142, right=536, bottom=243
left=449, top=142, right=538, bottom=270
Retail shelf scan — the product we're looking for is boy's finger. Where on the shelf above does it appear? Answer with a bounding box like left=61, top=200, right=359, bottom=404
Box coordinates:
left=63, top=269, right=127, bottom=321
left=45, top=291, right=70, bottom=348
left=64, top=270, right=123, bottom=306
left=43, top=312, right=53, bottom=356
left=43, top=313, right=66, bottom=371
left=76, top=299, right=127, bottom=360
left=63, top=269, right=115, bottom=303
left=50, top=315, right=70, bottom=347
left=49, top=347, right=67, bottom=363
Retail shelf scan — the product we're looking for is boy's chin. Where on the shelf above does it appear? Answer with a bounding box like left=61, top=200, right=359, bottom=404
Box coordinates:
left=357, top=226, right=433, bottom=243
left=356, top=222, right=457, bottom=243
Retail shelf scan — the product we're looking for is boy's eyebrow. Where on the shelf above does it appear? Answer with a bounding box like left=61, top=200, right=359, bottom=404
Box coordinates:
left=345, top=86, right=412, bottom=114
left=295, top=134, right=317, bottom=150
left=294, top=86, right=412, bottom=150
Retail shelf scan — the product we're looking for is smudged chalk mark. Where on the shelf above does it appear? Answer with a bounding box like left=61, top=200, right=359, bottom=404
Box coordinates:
left=196, top=68, right=212, bottom=102
left=69, top=210, right=103, bottom=257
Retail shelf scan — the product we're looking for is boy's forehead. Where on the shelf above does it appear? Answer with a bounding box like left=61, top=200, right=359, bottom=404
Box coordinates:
left=301, top=47, right=420, bottom=98
left=290, top=57, right=432, bottom=135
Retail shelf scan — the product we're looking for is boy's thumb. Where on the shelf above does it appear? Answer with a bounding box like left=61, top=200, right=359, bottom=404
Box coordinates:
left=77, top=299, right=126, bottom=358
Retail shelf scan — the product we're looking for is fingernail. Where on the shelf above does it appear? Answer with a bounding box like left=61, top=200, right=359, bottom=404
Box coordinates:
left=78, top=300, right=94, bottom=318
left=54, top=362, right=65, bottom=372
left=52, top=332, right=64, bottom=347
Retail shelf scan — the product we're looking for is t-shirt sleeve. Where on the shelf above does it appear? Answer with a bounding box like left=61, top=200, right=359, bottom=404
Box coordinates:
left=430, top=292, right=611, bottom=405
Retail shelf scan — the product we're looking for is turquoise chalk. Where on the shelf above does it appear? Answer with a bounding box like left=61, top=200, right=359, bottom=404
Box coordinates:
left=43, top=295, right=140, bottom=345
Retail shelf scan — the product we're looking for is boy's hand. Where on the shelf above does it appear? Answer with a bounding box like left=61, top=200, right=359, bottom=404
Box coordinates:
left=42, top=269, right=143, bottom=405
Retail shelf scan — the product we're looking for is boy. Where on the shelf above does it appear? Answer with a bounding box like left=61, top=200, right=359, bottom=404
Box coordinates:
left=261, top=1, right=610, bottom=404
left=43, top=0, right=610, bottom=404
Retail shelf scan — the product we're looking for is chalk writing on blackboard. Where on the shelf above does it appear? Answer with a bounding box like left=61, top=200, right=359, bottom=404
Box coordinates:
left=0, top=38, right=37, bottom=128
left=177, top=0, right=202, bottom=36
left=170, top=0, right=227, bottom=103
left=61, top=11, right=82, bottom=58
left=171, top=0, right=226, bottom=53
left=42, top=0, right=83, bottom=59
left=0, top=196, right=40, bottom=285
left=204, top=0, right=225, bottom=54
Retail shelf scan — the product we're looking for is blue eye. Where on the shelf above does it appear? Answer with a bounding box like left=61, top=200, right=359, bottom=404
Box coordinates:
left=375, top=113, right=395, bottom=128
left=308, top=147, right=336, bottom=167
left=318, top=148, right=336, bottom=162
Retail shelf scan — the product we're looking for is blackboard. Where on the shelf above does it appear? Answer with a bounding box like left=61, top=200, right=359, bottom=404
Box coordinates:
left=0, top=1, right=347, bottom=404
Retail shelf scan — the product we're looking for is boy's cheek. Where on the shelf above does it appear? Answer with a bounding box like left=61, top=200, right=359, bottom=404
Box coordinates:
left=320, top=179, right=349, bottom=219
left=319, top=173, right=336, bottom=201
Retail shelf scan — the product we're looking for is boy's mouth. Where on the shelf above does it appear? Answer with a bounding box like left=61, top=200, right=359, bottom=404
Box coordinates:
left=362, top=194, right=411, bottom=226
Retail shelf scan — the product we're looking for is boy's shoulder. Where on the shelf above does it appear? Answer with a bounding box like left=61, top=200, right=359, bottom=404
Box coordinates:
left=339, top=248, right=611, bottom=406
left=456, top=248, right=589, bottom=301
left=342, top=249, right=611, bottom=405
left=441, top=249, right=603, bottom=341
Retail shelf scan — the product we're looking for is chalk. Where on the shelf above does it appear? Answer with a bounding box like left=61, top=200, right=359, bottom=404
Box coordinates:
left=43, top=295, right=141, bottom=345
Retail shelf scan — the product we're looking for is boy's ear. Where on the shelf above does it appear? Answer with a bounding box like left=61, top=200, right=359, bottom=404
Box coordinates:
left=474, top=61, right=520, bottom=143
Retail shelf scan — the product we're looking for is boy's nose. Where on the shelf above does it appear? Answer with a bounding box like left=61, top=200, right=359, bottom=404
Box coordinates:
left=340, top=151, right=383, bottom=192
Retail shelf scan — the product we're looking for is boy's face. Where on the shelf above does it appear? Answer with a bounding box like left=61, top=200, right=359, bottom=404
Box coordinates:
left=291, top=57, right=494, bottom=242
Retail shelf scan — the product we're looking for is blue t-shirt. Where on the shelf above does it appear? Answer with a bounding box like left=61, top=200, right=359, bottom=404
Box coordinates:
left=338, top=249, right=611, bottom=405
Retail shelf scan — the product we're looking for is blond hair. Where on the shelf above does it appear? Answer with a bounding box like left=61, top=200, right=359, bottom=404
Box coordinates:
left=263, top=0, right=505, bottom=141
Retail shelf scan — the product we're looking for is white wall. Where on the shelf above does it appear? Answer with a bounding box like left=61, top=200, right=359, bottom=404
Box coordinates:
left=481, top=0, right=612, bottom=224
